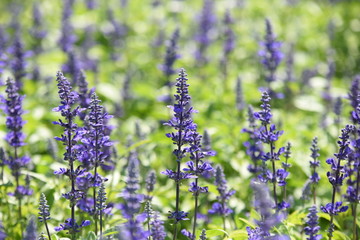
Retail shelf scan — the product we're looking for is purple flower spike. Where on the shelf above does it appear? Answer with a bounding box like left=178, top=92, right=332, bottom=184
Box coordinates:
left=247, top=181, right=289, bottom=239
left=2, top=78, right=31, bottom=212
left=321, top=125, right=354, bottom=240
left=209, top=165, right=235, bottom=219
left=304, top=206, right=322, bottom=240
left=258, top=19, right=283, bottom=84
left=195, top=0, right=216, bottom=64
left=159, top=28, right=180, bottom=83
left=150, top=212, right=166, bottom=240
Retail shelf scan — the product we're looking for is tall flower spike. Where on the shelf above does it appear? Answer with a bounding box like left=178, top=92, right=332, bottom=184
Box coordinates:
left=117, top=151, right=149, bottom=240
left=96, top=183, right=107, bottom=237
left=195, top=0, right=216, bottom=64
left=24, top=217, right=38, bottom=240
left=163, top=68, right=197, bottom=240
left=59, top=0, right=76, bottom=53
left=10, top=33, right=26, bottom=90
left=246, top=181, right=288, bottom=239
left=254, top=91, right=284, bottom=207
left=183, top=126, right=214, bottom=238
left=208, top=165, right=235, bottom=231
left=280, top=142, right=291, bottom=204
left=304, top=206, right=322, bottom=240
left=2, top=78, right=31, bottom=220
left=160, top=28, right=180, bottom=86
left=38, top=193, right=51, bottom=240
left=309, top=137, right=320, bottom=204
left=80, top=92, right=112, bottom=235
left=118, top=151, right=142, bottom=219
left=150, top=212, right=166, bottom=240
left=53, top=71, right=87, bottom=239
left=259, top=19, right=283, bottom=85
left=321, top=125, right=354, bottom=240
left=243, top=105, right=264, bottom=175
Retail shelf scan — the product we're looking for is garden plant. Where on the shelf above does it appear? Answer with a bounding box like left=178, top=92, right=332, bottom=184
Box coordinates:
left=0, top=0, right=360, bottom=239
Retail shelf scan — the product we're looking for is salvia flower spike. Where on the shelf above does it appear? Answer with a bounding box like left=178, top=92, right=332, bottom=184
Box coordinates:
left=208, top=165, right=235, bottom=231
left=309, top=137, right=320, bottom=204
left=183, top=126, right=214, bottom=239
left=83, top=92, right=112, bottom=234
left=150, top=211, right=166, bottom=240
left=96, top=183, right=107, bottom=237
left=321, top=125, right=354, bottom=240
left=23, top=217, right=37, bottom=240
left=304, top=206, right=321, bottom=240
left=162, top=68, right=196, bottom=240
left=38, top=193, right=51, bottom=240
left=117, top=151, right=149, bottom=239
left=53, top=71, right=88, bottom=239
left=160, top=28, right=180, bottom=87
left=195, top=0, right=216, bottom=64
left=258, top=19, right=283, bottom=96
left=2, top=78, right=31, bottom=221
left=246, top=181, right=289, bottom=239
left=254, top=91, right=285, bottom=208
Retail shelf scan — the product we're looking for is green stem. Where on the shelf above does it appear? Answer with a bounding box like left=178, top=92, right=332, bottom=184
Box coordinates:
left=44, top=220, right=51, bottom=240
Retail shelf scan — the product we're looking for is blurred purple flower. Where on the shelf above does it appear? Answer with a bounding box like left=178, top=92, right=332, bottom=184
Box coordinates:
left=258, top=19, right=283, bottom=84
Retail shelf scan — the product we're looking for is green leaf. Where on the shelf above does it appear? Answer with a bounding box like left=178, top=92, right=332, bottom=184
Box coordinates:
left=206, top=229, right=229, bottom=238
left=103, top=231, right=119, bottom=237
left=228, top=229, right=248, bottom=239
left=318, top=213, right=341, bottom=229
left=21, top=170, right=49, bottom=183
left=333, top=230, right=352, bottom=240
left=287, top=210, right=308, bottom=226
left=238, top=217, right=256, bottom=228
